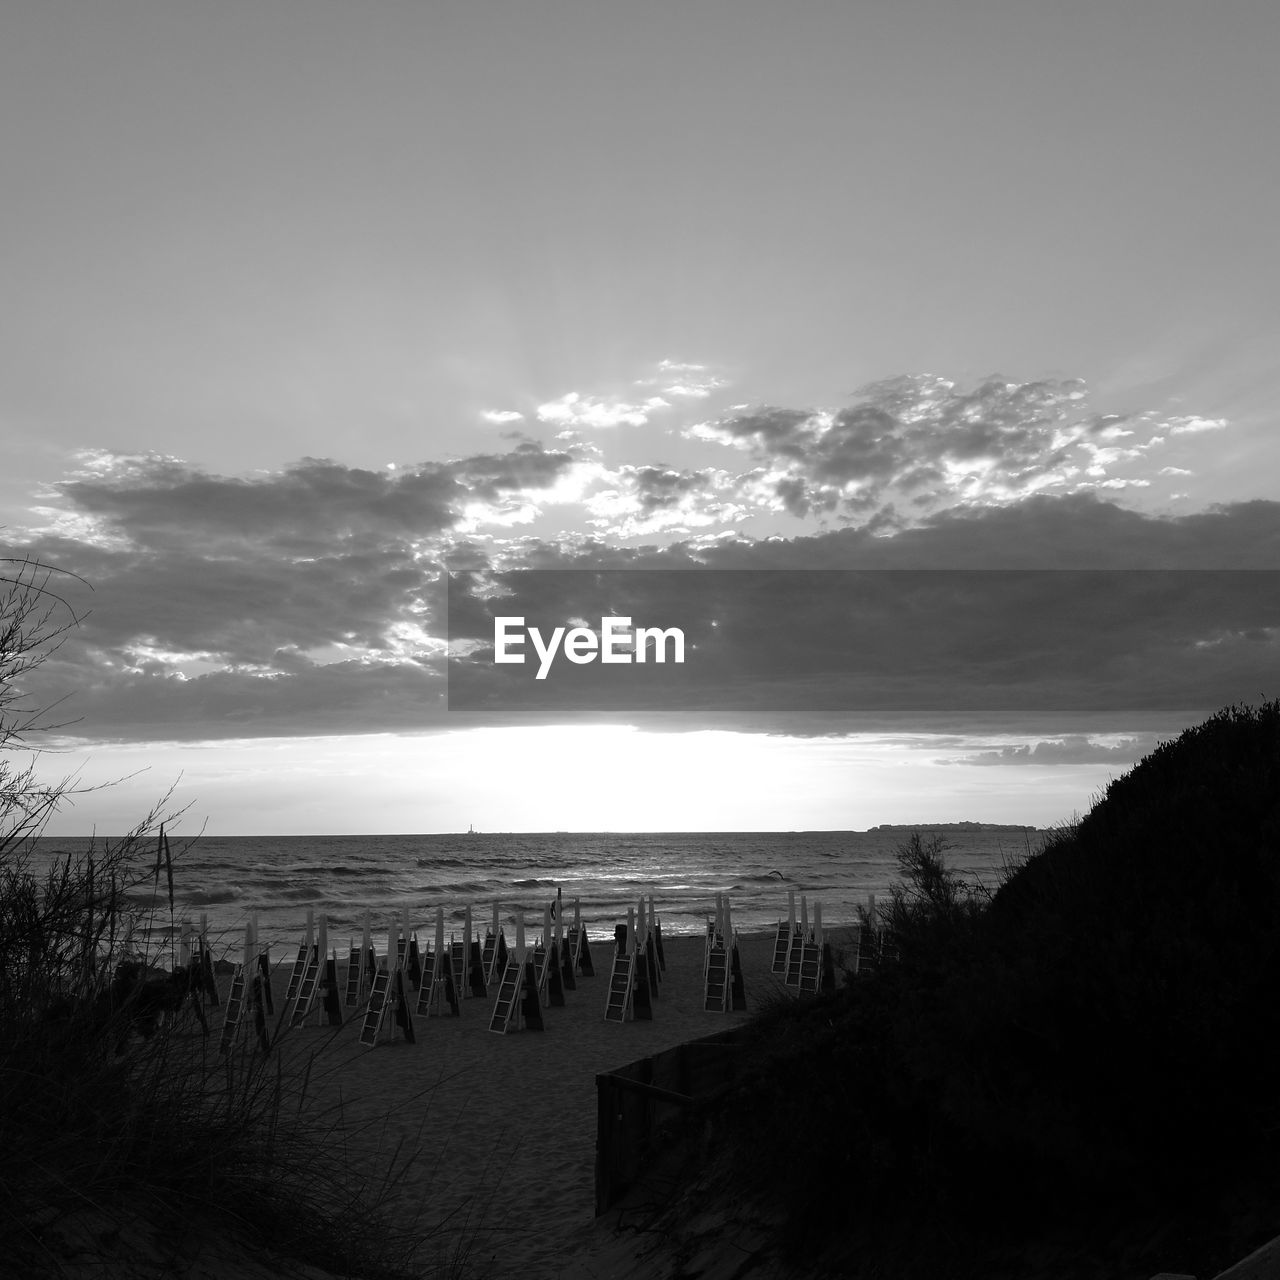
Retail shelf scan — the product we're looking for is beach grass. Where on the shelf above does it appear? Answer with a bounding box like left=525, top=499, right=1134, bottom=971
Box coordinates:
left=0, top=830, right=454, bottom=1279
left=0, top=559, right=457, bottom=1277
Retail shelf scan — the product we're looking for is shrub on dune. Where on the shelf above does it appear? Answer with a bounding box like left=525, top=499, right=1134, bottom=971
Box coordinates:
left=709, top=700, right=1280, bottom=1276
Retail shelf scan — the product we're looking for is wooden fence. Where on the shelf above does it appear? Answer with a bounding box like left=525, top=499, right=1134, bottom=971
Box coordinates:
left=595, top=1026, right=744, bottom=1214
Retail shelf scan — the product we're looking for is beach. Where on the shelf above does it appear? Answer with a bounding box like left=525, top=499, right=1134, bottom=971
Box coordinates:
left=242, top=927, right=837, bottom=1279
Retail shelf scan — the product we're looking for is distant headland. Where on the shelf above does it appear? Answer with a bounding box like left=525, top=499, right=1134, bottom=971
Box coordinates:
left=866, top=821, right=1040, bottom=833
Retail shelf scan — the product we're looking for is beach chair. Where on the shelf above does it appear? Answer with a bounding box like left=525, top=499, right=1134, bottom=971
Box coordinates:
left=489, top=946, right=525, bottom=1033
left=531, top=941, right=550, bottom=1004
left=358, top=964, right=392, bottom=1046
left=603, top=950, right=635, bottom=1022
left=344, top=941, right=362, bottom=1006
left=703, top=937, right=729, bottom=1012
left=321, top=950, right=344, bottom=1026
left=605, top=909, right=637, bottom=1023
left=218, top=924, right=254, bottom=1055
left=468, top=936, right=488, bottom=998
left=192, top=923, right=220, bottom=1010
left=290, top=946, right=322, bottom=1024
left=218, top=964, right=246, bottom=1055
left=520, top=951, right=544, bottom=1030
left=285, top=910, right=315, bottom=1004
left=449, top=939, right=468, bottom=998
left=291, top=914, right=333, bottom=1026
left=250, top=971, right=272, bottom=1052
left=407, top=933, right=423, bottom=989
left=392, top=967, right=416, bottom=1043
left=771, top=919, right=791, bottom=974
left=416, top=943, right=441, bottom=1015
left=255, top=950, right=274, bottom=1017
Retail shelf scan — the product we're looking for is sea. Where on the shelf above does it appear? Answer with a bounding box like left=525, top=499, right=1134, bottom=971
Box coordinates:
left=29, top=827, right=1044, bottom=960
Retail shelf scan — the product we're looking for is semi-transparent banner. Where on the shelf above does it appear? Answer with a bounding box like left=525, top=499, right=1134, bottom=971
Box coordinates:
left=445, top=569, right=1280, bottom=712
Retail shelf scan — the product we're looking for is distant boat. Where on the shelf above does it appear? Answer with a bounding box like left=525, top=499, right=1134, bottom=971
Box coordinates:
left=467, top=824, right=478, bottom=836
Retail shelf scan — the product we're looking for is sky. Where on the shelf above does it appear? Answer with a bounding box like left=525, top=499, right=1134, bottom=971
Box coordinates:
left=2, top=0, right=1278, bottom=835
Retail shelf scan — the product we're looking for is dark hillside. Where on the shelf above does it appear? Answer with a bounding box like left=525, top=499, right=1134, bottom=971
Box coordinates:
left=699, top=701, right=1280, bottom=1278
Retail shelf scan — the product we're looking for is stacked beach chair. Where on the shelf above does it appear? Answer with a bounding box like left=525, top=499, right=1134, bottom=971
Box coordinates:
left=285, top=910, right=345, bottom=1029
left=482, top=902, right=507, bottom=989
left=358, top=916, right=417, bottom=1047
left=604, top=908, right=638, bottom=1024
left=603, top=895, right=664, bottom=1024
left=704, top=892, right=744, bottom=1013
left=772, top=890, right=837, bottom=995
left=488, top=916, right=543, bottom=1033
left=849, top=892, right=888, bottom=973
left=345, top=915, right=378, bottom=1009
left=566, top=895, right=594, bottom=977
left=209, top=912, right=277, bottom=1055
left=488, top=889, right=596, bottom=1033
left=185, top=912, right=220, bottom=1013
left=216, top=916, right=276, bottom=1055
left=417, top=907, right=461, bottom=1017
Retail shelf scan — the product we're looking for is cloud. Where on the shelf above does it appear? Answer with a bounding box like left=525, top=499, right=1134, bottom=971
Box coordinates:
left=51, top=452, right=460, bottom=553
left=695, top=495, right=1280, bottom=569
left=480, top=409, right=525, bottom=424
left=582, top=465, right=746, bottom=538
left=532, top=359, right=728, bottom=431
left=1168, top=416, right=1227, bottom=435
left=10, top=444, right=579, bottom=740
left=954, top=734, right=1158, bottom=767
left=20, top=495, right=1280, bottom=742
left=9, top=362, right=1271, bottom=746
left=647, top=359, right=727, bottom=399
left=687, top=375, right=1224, bottom=527
left=31, top=647, right=448, bottom=742
left=536, top=391, right=671, bottom=430
left=42, top=445, right=579, bottom=554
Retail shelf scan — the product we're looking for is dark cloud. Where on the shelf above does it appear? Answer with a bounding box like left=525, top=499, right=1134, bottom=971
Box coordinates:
left=716, top=407, right=815, bottom=459
left=694, top=375, right=1198, bottom=523
left=694, top=496, right=1280, bottom=569
left=29, top=649, right=448, bottom=743
left=58, top=456, right=459, bottom=552
left=11, top=447, right=582, bottom=740
left=53, top=446, right=577, bottom=551
left=451, top=443, right=577, bottom=501
left=12, top=424, right=1276, bottom=743
left=628, top=466, right=715, bottom=515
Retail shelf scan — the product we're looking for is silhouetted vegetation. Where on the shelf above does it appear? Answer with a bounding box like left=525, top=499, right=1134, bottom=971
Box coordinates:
left=706, top=701, right=1280, bottom=1278
left=0, top=559, right=434, bottom=1278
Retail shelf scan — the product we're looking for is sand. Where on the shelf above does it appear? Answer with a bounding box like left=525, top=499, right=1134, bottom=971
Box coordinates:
left=237, top=926, right=842, bottom=1279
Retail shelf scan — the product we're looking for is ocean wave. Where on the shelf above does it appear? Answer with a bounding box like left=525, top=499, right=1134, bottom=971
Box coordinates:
left=60, top=830, right=1009, bottom=952
left=409, top=880, right=495, bottom=897
left=280, top=886, right=325, bottom=902
left=182, top=887, right=242, bottom=906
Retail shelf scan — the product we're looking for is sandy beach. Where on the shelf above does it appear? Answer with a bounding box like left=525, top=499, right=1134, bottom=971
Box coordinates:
left=237, top=926, right=845, bottom=1279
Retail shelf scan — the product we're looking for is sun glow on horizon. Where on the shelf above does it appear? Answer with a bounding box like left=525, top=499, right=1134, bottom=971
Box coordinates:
left=27, top=724, right=1125, bottom=838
